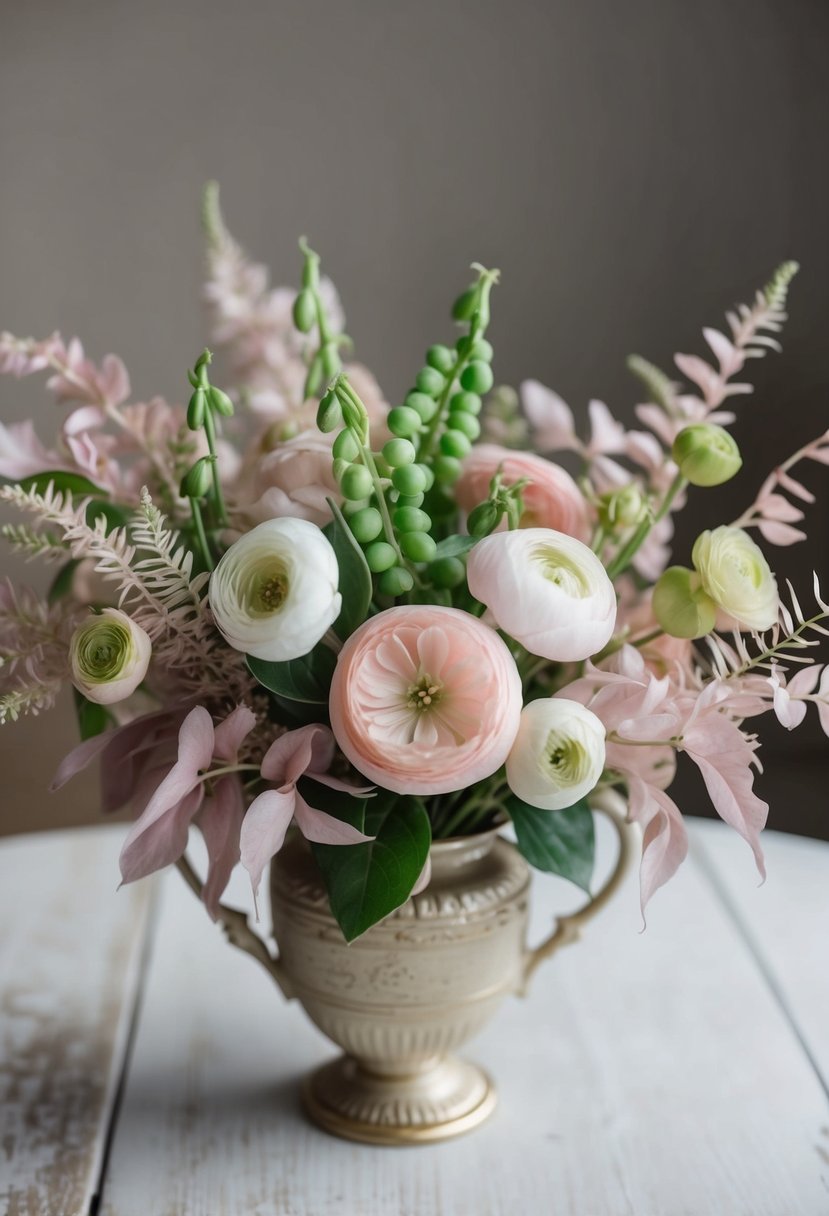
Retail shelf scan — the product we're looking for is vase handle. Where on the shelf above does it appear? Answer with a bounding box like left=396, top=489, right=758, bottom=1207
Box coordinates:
left=519, top=789, right=637, bottom=995
left=175, top=855, right=294, bottom=1000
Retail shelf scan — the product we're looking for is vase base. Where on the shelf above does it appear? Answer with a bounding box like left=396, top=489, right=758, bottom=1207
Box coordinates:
left=302, top=1054, right=497, bottom=1145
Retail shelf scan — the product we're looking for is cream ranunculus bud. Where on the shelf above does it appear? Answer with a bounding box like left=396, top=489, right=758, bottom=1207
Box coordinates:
left=692, top=525, right=779, bottom=631
left=506, top=698, right=606, bottom=810
left=466, top=528, right=616, bottom=661
left=672, top=424, right=742, bottom=487
left=209, top=517, right=341, bottom=661
left=597, top=484, right=647, bottom=530
left=69, top=608, right=151, bottom=705
left=652, top=566, right=718, bottom=639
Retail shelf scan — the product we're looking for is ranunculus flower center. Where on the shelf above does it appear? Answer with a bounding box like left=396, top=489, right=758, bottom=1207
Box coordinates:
left=534, top=544, right=591, bottom=597
left=406, top=673, right=444, bottom=714
left=257, top=566, right=289, bottom=613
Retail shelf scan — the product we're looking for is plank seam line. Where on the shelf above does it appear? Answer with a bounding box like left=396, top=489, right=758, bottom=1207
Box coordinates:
left=690, top=830, right=829, bottom=1106
left=88, top=877, right=163, bottom=1216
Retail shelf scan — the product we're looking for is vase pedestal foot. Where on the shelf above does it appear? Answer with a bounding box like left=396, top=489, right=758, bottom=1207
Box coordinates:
left=302, top=1053, right=497, bottom=1145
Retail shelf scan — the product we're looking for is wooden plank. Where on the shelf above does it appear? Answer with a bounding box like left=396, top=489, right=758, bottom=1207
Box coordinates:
left=100, top=821, right=829, bottom=1215
left=691, top=819, right=829, bottom=1094
left=0, top=826, right=152, bottom=1216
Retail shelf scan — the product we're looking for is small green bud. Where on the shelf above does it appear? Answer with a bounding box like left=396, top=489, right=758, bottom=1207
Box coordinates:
left=429, top=555, right=466, bottom=589
left=450, top=390, right=482, bottom=416
left=405, top=391, right=439, bottom=422
left=383, top=438, right=416, bottom=468
left=349, top=507, right=384, bottom=544
left=333, top=457, right=350, bottom=483
left=305, top=354, right=324, bottom=399
left=460, top=361, right=494, bottom=394
left=472, top=338, right=494, bottom=363
left=340, top=463, right=374, bottom=501
left=440, top=429, right=471, bottom=459
left=426, top=344, right=455, bottom=374
left=415, top=366, right=446, bottom=397
left=394, top=506, right=432, bottom=533
left=180, top=456, right=213, bottom=499
left=598, top=484, right=647, bottom=530
left=387, top=406, right=422, bottom=438
left=400, top=531, right=437, bottom=563
left=433, top=454, right=462, bottom=485
left=332, top=429, right=360, bottom=462
left=208, top=385, right=234, bottom=417
left=652, top=566, right=718, bottom=639
left=395, top=492, right=425, bottom=508
left=467, top=501, right=501, bottom=537
left=292, top=289, right=317, bottom=333
left=391, top=464, right=428, bottom=496
left=414, top=463, right=435, bottom=491
left=452, top=287, right=479, bottom=321
left=448, top=411, right=481, bottom=441
left=321, top=343, right=340, bottom=379
left=378, top=566, right=415, bottom=596
left=341, top=497, right=370, bottom=518
left=365, top=541, right=398, bottom=573
left=186, top=388, right=207, bottom=430
left=672, top=424, right=742, bottom=487
left=317, top=390, right=343, bottom=434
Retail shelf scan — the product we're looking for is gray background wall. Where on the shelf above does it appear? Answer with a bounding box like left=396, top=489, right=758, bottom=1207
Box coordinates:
left=1, top=0, right=826, bottom=836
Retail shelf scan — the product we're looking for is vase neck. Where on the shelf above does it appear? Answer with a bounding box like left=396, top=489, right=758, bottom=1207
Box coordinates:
left=428, top=828, right=501, bottom=881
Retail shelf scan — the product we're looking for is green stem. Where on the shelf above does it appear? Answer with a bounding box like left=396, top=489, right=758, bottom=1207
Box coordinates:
left=189, top=497, right=214, bottom=571
left=202, top=408, right=229, bottom=527
left=606, top=473, right=686, bottom=580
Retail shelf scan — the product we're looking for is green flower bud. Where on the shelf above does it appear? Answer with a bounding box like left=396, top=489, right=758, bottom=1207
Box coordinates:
left=440, top=429, right=471, bottom=459
left=429, top=555, right=466, bottom=589
left=405, top=391, right=439, bottom=422
left=452, top=287, right=479, bottom=321
left=378, top=566, right=415, bottom=596
left=467, top=501, right=501, bottom=537
left=391, top=464, right=428, bottom=496
left=317, top=390, right=343, bottom=433
left=652, top=566, right=717, bottom=639
left=415, top=366, right=446, bottom=397
left=365, top=541, right=398, bottom=573
left=186, top=388, right=207, bottom=430
left=180, top=456, right=213, bottom=499
left=598, top=484, right=647, bottom=530
left=414, top=463, right=435, bottom=491
left=672, top=424, right=742, bottom=487
left=208, top=386, right=235, bottom=417
left=321, top=343, right=340, bottom=379
left=448, top=411, right=481, bottom=441
left=305, top=354, right=324, bottom=399
left=395, top=492, right=425, bottom=509
left=332, top=429, right=360, bottom=462
left=471, top=338, right=494, bottom=363
left=450, top=390, right=482, bottom=415
left=70, top=609, right=151, bottom=706
left=400, top=531, right=437, bottom=563
left=382, top=438, right=416, bottom=468
left=340, top=463, right=374, bottom=501
left=394, top=506, right=432, bottom=533
left=433, top=454, right=462, bottom=484
left=426, top=344, right=455, bottom=374
left=460, top=361, right=494, bottom=395
left=341, top=497, right=369, bottom=518
left=387, top=405, right=422, bottom=438
left=349, top=507, right=384, bottom=544
left=292, top=288, right=317, bottom=333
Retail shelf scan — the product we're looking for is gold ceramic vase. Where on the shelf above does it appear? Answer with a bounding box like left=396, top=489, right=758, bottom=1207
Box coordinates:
left=181, top=790, right=634, bottom=1146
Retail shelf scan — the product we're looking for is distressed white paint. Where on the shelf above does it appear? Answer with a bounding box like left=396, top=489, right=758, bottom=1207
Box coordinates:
left=92, top=821, right=829, bottom=1216
left=0, top=827, right=152, bottom=1216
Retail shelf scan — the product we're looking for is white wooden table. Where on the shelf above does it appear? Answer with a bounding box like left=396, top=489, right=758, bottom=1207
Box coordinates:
left=1, top=819, right=827, bottom=1216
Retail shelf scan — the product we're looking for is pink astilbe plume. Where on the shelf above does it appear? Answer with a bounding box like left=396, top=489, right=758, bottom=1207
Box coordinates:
left=0, top=580, right=83, bottom=723
left=731, top=429, right=829, bottom=546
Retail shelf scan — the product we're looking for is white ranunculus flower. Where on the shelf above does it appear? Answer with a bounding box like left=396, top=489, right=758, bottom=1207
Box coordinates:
left=69, top=608, right=151, bottom=705
left=209, top=518, right=341, bottom=661
left=466, top=527, right=616, bottom=661
left=506, top=698, right=606, bottom=810
left=692, top=525, right=779, bottom=632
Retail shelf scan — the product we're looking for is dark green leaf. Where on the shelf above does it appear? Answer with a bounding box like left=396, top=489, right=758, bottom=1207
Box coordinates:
left=324, top=498, right=372, bottom=640
left=433, top=534, right=478, bottom=560
left=18, top=470, right=108, bottom=496
left=72, top=688, right=113, bottom=741
left=312, top=791, right=431, bottom=941
left=507, top=795, right=595, bottom=893
left=47, top=559, right=81, bottom=605
left=85, top=500, right=132, bottom=533
left=296, top=776, right=367, bottom=832
left=247, top=644, right=337, bottom=705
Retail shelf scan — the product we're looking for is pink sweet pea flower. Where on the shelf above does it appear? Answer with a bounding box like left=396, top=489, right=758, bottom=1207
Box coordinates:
left=455, top=444, right=590, bottom=542
left=329, top=605, right=522, bottom=797
left=240, top=724, right=373, bottom=908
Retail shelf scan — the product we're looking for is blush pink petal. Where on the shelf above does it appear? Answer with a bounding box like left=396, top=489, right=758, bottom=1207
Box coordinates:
left=456, top=444, right=589, bottom=541
left=120, top=785, right=204, bottom=885
left=240, top=788, right=297, bottom=909
left=292, top=791, right=373, bottom=846
left=198, top=777, right=246, bottom=920
left=627, top=775, right=688, bottom=918
left=213, top=704, right=257, bottom=763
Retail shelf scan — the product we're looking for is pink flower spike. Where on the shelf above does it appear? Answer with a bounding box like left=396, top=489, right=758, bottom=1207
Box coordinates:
left=520, top=380, right=579, bottom=453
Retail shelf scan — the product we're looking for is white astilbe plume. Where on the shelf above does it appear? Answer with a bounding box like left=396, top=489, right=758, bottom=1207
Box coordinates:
left=0, top=523, right=68, bottom=563
left=703, top=574, right=829, bottom=682
left=0, top=481, right=252, bottom=706
left=0, top=580, right=83, bottom=723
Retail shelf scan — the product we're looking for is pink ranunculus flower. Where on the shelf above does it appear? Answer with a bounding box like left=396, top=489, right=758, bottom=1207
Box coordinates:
left=233, top=430, right=340, bottom=528
left=456, top=444, right=590, bottom=541
left=329, top=605, right=523, bottom=796
left=467, top=528, right=617, bottom=663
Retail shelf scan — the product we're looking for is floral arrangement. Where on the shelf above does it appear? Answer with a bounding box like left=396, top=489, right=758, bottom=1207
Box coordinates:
left=1, top=186, right=827, bottom=939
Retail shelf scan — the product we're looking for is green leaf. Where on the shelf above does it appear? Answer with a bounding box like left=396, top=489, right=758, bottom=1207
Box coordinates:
left=17, top=471, right=108, bottom=497
left=324, top=498, right=372, bottom=640
left=507, top=795, right=595, bottom=893
left=47, top=559, right=81, bottom=605
left=247, top=644, right=337, bottom=705
left=433, top=534, right=478, bottom=560
left=296, top=776, right=367, bottom=832
left=72, top=688, right=113, bottom=742
left=312, top=791, right=431, bottom=941
left=85, top=500, right=131, bottom=533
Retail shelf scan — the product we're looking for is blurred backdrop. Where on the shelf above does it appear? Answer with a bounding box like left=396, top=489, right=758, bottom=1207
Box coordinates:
left=1, top=0, right=826, bottom=837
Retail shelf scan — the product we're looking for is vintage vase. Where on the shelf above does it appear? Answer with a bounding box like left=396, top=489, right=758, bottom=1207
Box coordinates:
left=196, top=789, right=635, bottom=1145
